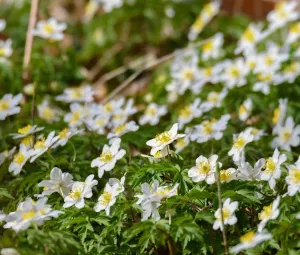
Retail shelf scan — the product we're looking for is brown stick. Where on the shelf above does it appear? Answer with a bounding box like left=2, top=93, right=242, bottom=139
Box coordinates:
left=101, top=39, right=211, bottom=104
left=23, top=0, right=39, bottom=81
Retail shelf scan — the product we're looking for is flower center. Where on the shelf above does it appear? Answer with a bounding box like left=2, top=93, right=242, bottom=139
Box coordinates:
left=257, top=72, right=272, bottom=82
left=290, top=23, right=300, bottom=34
left=100, top=152, right=113, bottom=163
left=182, top=69, right=194, bottom=81
left=42, top=23, right=55, bottom=34
left=70, top=187, right=83, bottom=200
left=258, top=204, right=273, bottom=220
left=156, top=131, right=172, bottom=144
left=96, top=119, right=105, bottom=126
left=146, top=107, right=157, bottom=117
left=179, top=106, right=192, bottom=118
left=202, top=40, right=213, bottom=52
left=281, top=129, right=291, bottom=142
left=59, top=128, right=69, bottom=139
left=0, top=99, right=10, bottom=110
left=43, top=107, right=55, bottom=121
left=264, top=158, right=276, bottom=174
left=229, top=67, right=240, bottom=78
left=100, top=191, right=112, bottom=205
left=243, top=27, right=255, bottom=42
left=272, top=108, right=280, bottom=124
left=22, top=210, right=35, bottom=220
left=0, top=47, right=6, bottom=57
left=239, top=105, right=247, bottom=115
left=197, top=160, right=211, bottom=175
left=71, top=110, right=82, bottom=124
left=291, top=168, right=300, bottom=184
left=104, top=103, right=112, bottom=113
left=240, top=231, right=255, bottom=243
left=203, top=67, right=213, bottom=77
left=18, top=125, right=32, bottom=135
left=264, top=56, right=274, bottom=66
left=175, top=138, right=186, bottom=149
left=284, top=62, right=298, bottom=73
left=220, top=170, right=232, bottom=181
left=114, top=124, right=126, bottom=135
left=216, top=208, right=231, bottom=221
left=202, top=120, right=215, bottom=135
left=192, top=18, right=204, bottom=31
left=34, top=137, right=46, bottom=150
left=21, top=135, right=34, bottom=147
left=13, top=153, right=25, bottom=164
left=233, top=137, right=246, bottom=149
left=208, top=92, right=219, bottom=103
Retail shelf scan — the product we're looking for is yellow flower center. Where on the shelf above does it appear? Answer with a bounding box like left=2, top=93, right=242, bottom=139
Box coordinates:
left=70, top=110, right=81, bottom=124
left=175, top=138, right=186, bottom=149
left=248, top=60, right=256, bottom=69
left=258, top=204, right=273, bottom=220
left=192, top=17, right=204, bottom=31
left=250, top=128, right=259, bottom=135
left=240, top=231, right=255, bottom=243
left=69, top=187, right=83, bottom=200
left=182, top=69, right=194, bottom=81
left=42, top=107, right=55, bottom=121
left=34, top=137, right=46, bottom=150
left=242, top=27, right=255, bottom=42
left=291, top=168, right=300, bottom=184
left=281, top=129, right=291, bottom=142
left=203, top=67, right=213, bottom=77
left=197, top=160, right=211, bottom=175
left=96, top=119, right=105, bottom=126
left=146, top=107, right=157, bottom=117
left=239, top=105, right=247, bottom=115
left=233, top=137, right=246, bottom=149
left=202, top=40, right=213, bottom=52
left=220, top=170, right=232, bottom=182
left=208, top=92, right=219, bottom=103
left=42, top=23, right=55, bottom=34
left=203, top=3, right=215, bottom=16
left=22, top=210, right=35, bottom=220
left=13, top=153, right=25, bottom=164
left=290, top=23, right=300, bottom=34
left=229, top=67, right=240, bottom=78
left=257, top=72, right=272, bottom=82
left=114, top=124, right=126, bottom=135
left=21, top=135, right=34, bottom=147
left=59, top=128, right=69, bottom=139
left=0, top=47, right=6, bottom=57
left=18, top=125, right=32, bottom=135
left=264, top=56, right=274, bottom=66
left=100, top=191, right=112, bottom=205
left=264, top=158, right=276, bottom=174
left=272, top=108, right=280, bottom=124
left=104, top=103, right=112, bottom=113
left=0, top=99, right=10, bottom=110
left=100, top=152, right=113, bottom=163
left=202, top=119, right=215, bottom=135
left=216, top=208, right=231, bottom=221
left=179, top=106, right=192, bottom=118
left=284, top=62, right=298, bottom=73
left=156, top=131, right=172, bottom=144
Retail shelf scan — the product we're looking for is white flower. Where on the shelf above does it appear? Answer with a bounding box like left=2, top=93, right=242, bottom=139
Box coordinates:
left=52, top=128, right=82, bottom=148
left=1, top=248, right=19, bottom=255
left=8, top=144, right=33, bottom=175
left=23, top=83, right=35, bottom=96
left=188, top=155, right=220, bottom=184
left=178, top=98, right=202, bottom=129
left=237, top=159, right=265, bottom=181
left=91, top=138, right=126, bottom=178
left=85, top=115, right=110, bottom=134
left=94, top=183, right=119, bottom=216
left=99, top=0, right=123, bottom=12
left=37, top=167, right=73, bottom=197
left=11, top=124, right=44, bottom=139
left=0, top=19, right=6, bottom=32
left=201, top=89, right=227, bottom=112
left=257, top=196, right=280, bottom=232
left=135, top=180, right=178, bottom=221
left=274, top=62, right=300, bottom=85
left=56, top=85, right=95, bottom=103
left=102, top=98, right=125, bottom=117
left=63, top=175, right=98, bottom=209
left=64, top=103, right=87, bottom=128
left=286, top=157, right=300, bottom=196
left=239, top=98, right=252, bottom=121
left=253, top=71, right=275, bottom=95
left=221, top=58, right=248, bottom=88
left=230, top=231, right=272, bottom=253
left=33, top=18, right=67, bottom=41
left=190, top=114, right=230, bottom=143
left=0, top=39, right=13, bottom=62
left=110, top=99, right=137, bottom=127
left=3, top=197, right=62, bottom=233
left=219, top=168, right=237, bottom=183
left=271, top=116, right=300, bottom=151
left=30, top=131, right=59, bottom=162
left=213, top=198, right=238, bottom=231
left=37, top=99, right=62, bottom=123
left=141, top=146, right=170, bottom=162
left=201, top=33, right=223, bottom=60
left=146, top=123, right=185, bottom=156
left=108, top=175, right=126, bottom=196
left=0, top=94, right=22, bottom=120
left=235, top=23, right=264, bottom=55
left=0, top=147, right=16, bottom=166
left=139, top=103, right=167, bottom=126
left=260, top=148, right=286, bottom=189
left=107, top=121, right=139, bottom=140
left=245, top=127, right=265, bottom=141
left=188, top=1, right=220, bottom=41
left=267, top=1, right=299, bottom=30
left=174, top=128, right=191, bottom=153
left=228, top=129, right=254, bottom=162
left=272, top=98, right=288, bottom=133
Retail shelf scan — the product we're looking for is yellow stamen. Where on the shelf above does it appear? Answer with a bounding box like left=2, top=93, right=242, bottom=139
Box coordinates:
left=18, top=125, right=32, bottom=135
left=22, top=210, right=35, bottom=220
left=0, top=99, right=10, bottom=110
left=233, top=137, right=246, bottom=149
left=156, top=131, right=172, bottom=144
left=100, top=152, right=113, bottom=163
left=34, top=137, right=46, bottom=150
left=240, top=231, right=255, bottom=243
left=197, top=160, right=211, bottom=175
left=13, top=153, right=25, bottom=164
left=258, top=204, right=273, bottom=220
left=59, top=128, right=69, bottom=139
